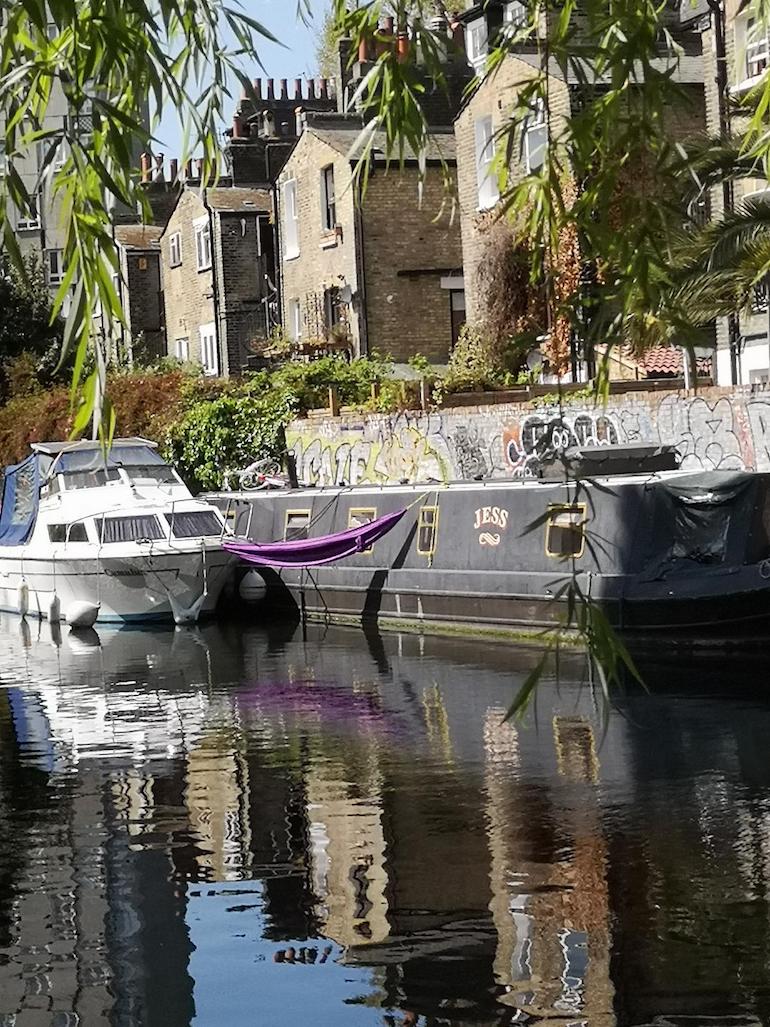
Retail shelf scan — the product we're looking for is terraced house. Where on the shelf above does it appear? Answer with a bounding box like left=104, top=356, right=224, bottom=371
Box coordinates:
left=277, top=113, right=464, bottom=364
left=453, top=0, right=707, bottom=379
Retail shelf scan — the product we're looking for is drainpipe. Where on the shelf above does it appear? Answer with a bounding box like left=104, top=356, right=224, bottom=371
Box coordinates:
left=202, top=193, right=224, bottom=376
left=265, top=141, right=288, bottom=336
left=706, top=0, right=740, bottom=384
left=353, top=175, right=369, bottom=357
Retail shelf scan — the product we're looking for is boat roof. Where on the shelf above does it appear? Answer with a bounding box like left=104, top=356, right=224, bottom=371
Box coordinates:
left=31, top=438, right=158, bottom=456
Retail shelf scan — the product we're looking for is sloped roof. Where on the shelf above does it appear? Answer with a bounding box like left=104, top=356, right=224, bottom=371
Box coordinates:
left=114, top=225, right=163, bottom=250
left=640, top=346, right=712, bottom=377
left=207, top=187, right=272, bottom=212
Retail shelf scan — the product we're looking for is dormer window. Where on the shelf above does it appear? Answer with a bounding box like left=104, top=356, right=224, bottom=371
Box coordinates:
left=466, top=17, right=488, bottom=67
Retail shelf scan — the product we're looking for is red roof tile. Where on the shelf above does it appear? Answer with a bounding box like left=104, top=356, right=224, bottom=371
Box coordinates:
left=639, top=346, right=712, bottom=377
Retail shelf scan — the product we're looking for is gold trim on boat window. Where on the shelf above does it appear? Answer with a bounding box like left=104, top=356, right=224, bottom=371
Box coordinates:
left=545, top=503, right=586, bottom=559
left=348, top=507, right=377, bottom=554
left=284, top=508, right=311, bottom=541
left=417, top=505, right=439, bottom=556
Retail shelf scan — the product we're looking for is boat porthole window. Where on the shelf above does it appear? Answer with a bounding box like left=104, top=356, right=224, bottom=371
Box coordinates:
left=48, top=523, right=88, bottom=543
left=546, top=504, right=586, bottom=559
left=417, top=506, right=439, bottom=556
left=285, top=509, right=311, bottom=541
left=348, top=508, right=376, bottom=553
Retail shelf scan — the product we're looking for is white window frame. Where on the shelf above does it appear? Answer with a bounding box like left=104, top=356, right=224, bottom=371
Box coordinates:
left=169, top=231, right=182, bottom=268
left=466, top=17, right=488, bottom=67
left=288, top=298, right=302, bottom=342
left=321, top=164, right=336, bottom=232
left=504, top=1, right=527, bottom=27
left=174, top=337, right=190, bottom=361
left=199, top=322, right=218, bottom=376
left=475, top=116, right=499, bottom=211
left=524, top=99, right=547, bottom=173
left=16, top=191, right=41, bottom=231
left=746, top=16, right=770, bottom=80
left=194, top=217, right=211, bottom=271
left=282, top=179, right=299, bottom=260
left=46, top=249, right=64, bottom=286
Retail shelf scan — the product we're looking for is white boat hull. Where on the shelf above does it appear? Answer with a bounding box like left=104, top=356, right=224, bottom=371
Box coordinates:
left=0, top=548, right=234, bottom=625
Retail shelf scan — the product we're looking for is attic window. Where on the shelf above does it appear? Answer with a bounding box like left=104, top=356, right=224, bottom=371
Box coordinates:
left=466, top=17, right=488, bottom=66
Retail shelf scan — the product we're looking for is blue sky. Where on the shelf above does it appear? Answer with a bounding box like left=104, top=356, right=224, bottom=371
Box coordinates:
left=156, top=1, right=326, bottom=159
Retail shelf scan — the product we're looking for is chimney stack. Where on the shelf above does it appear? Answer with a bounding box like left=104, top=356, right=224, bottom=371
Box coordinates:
left=140, top=152, right=151, bottom=184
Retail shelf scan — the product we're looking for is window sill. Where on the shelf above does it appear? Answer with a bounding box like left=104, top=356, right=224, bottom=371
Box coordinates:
left=283, top=252, right=300, bottom=262
left=320, top=230, right=339, bottom=249
left=476, top=198, right=499, bottom=213
left=169, top=261, right=182, bottom=270
left=197, top=264, right=212, bottom=273
left=732, top=73, right=766, bottom=95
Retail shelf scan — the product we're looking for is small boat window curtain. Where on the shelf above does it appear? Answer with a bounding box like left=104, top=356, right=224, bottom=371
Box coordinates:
left=167, top=511, right=222, bottom=538
left=0, top=456, right=40, bottom=546
left=100, top=515, right=164, bottom=543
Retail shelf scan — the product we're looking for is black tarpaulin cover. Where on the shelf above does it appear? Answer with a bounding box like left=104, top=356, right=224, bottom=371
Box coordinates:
left=643, top=472, right=756, bottom=579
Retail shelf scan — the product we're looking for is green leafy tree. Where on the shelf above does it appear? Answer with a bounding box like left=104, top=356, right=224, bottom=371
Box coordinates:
left=0, top=255, right=66, bottom=399
left=0, top=0, right=308, bottom=440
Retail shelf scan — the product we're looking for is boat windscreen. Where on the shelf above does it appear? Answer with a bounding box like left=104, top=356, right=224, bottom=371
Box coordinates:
left=57, top=446, right=165, bottom=473
left=0, top=456, right=40, bottom=546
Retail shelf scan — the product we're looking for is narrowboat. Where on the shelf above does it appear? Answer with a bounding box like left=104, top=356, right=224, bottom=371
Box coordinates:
left=0, top=438, right=233, bottom=627
left=212, top=445, right=770, bottom=633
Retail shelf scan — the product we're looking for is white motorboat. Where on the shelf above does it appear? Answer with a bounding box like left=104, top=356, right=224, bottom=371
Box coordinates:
left=0, top=437, right=234, bottom=627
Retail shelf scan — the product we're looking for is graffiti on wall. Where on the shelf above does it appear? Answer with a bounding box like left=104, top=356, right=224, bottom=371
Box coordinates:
left=285, top=389, right=770, bottom=486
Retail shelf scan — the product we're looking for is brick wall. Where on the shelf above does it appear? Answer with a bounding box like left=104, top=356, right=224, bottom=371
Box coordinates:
left=120, top=249, right=164, bottom=360
left=454, top=55, right=571, bottom=324
left=161, top=189, right=215, bottom=366
left=215, top=210, right=271, bottom=375
left=361, top=163, right=463, bottom=362
left=278, top=132, right=361, bottom=350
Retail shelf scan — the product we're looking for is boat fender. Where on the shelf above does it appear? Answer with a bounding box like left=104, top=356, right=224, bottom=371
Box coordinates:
left=48, top=594, right=61, bottom=624
left=66, top=601, right=100, bottom=630
left=239, top=569, right=267, bottom=604
left=17, top=582, right=29, bottom=619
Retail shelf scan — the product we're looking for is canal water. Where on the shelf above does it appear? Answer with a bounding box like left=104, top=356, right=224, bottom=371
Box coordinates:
left=0, top=617, right=767, bottom=1027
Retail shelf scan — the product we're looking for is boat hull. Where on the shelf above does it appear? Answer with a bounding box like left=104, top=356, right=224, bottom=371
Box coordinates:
left=0, top=549, right=234, bottom=625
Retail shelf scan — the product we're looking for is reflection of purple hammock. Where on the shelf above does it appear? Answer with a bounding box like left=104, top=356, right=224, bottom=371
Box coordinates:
left=223, top=508, right=407, bottom=568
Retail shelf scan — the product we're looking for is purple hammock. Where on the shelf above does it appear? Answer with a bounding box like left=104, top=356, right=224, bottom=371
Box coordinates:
left=223, top=507, right=407, bottom=568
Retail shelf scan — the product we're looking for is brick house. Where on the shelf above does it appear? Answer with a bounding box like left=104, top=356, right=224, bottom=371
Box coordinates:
left=454, top=0, right=707, bottom=377
left=681, top=0, right=770, bottom=385
left=277, top=114, right=464, bottom=364
left=159, top=181, right=273, bottom=376
left=113, top=225, right=164, bottom=363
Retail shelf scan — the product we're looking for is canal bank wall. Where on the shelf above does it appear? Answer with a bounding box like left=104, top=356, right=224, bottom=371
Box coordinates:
left=285, top=384, right=770, bottom=485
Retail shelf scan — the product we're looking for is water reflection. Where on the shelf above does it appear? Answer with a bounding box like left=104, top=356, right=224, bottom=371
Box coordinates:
left=0, top=616, right=768, bottom=1025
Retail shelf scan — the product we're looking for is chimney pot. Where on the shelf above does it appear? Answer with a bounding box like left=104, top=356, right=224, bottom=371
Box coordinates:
left=384, top=15, right=395, bottom=34
left=195, top=157, right=204, bottom=178
left=253, top=77, right=262, bottom=99
left=232, top=113, right=246, bottom=139
left=358, top=37, right=369, bottom=63
left=267, top=78, right=275, bottom=99
left=308, top=79, right=316, bottom=99
left=295, top=78, right=303, bottom=99
left=319, top=78, right=329, bottom=99
left=280, top=78, right=288, bottom=98
left=153, top=153, right=165, bottom=182
left=140, top=152, right=151, bottom=184
left=295, top=106, right=306, bottom=136
left=169, top=157, right=179, bottom=181
left=183, top=159, right=193, bottom=179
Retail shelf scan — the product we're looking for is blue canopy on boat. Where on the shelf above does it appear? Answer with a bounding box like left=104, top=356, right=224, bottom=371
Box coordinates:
left=0, top=455, right=40, bottom=546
